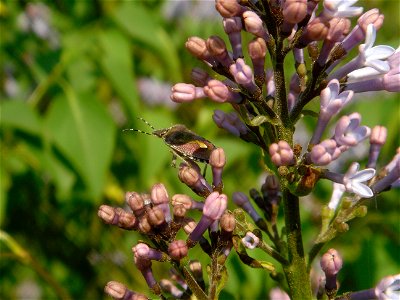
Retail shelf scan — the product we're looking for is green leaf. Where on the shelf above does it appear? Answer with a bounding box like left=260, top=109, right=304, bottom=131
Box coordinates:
left=98, top=29, right=139, bottom=121
left=0, top=101, right=41, bottom=135
left=111, top=2, right=181, bottom=82
left=45, top=91, right=116, bottom=199
left=301, top=109, right=319, bottom=118
left=215, top=265, right=228, bottom=298
left=249, top=115, right=281, bottom=126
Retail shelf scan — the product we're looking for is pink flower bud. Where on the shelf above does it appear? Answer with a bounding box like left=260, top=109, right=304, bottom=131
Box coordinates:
left=170, top=83, right=205, bottom=103
left=358, top=9, right=384, bottom=34
left=191, top=68, right=211, bottom=86
left=320, top=248, right=343, bottom=276
left=310, top=139, right=341, bottom=166
left=223, top=17, right=243, bottom=59
left=243, top=11, right=269, bottom=40
left=220, top=212, right=236, bottom=232
left=370, top=125, right=387, bottom=145
left=204, top=79, right=242, bottom=103
left=104, top=281, right=148, bottom=300
left=269, top=141, right=295, bottom=166
left=215, top=0, right=243, bottom=18
left=206, top=36, right=233, bottom=67
left=283, top=0, right=307, bottom=25
left=168, top=240, right=188, bottom=260
left=203, top=192, right=228, bottom=221
left=126, top=192, right=145, bottom=217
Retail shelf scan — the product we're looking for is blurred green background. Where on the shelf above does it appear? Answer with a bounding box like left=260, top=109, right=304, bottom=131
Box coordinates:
left=0, top=0, right=399, bottom=299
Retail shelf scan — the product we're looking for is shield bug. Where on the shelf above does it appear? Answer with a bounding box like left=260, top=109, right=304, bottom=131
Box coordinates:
left=124, top=118, right=216, bottom=170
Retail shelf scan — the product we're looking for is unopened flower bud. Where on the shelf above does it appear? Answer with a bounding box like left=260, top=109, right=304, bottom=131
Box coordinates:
left=220, top=212, right=236, bottom=232
left=298, top=18, right=329, bottom=47
left=215, top=0, right=243, bottom=18
left=320, top=248, right=343, bottom=292
left=151, top=183, right=171, bottom=222
left=233, top=191, right=261, bottom=222
left=243, top=11, right=269, bottom=40
left=178, top=163, right=211, bottom=196
left=189, top=260, right=203, bottom=279
left=210, top=148, right=226, bottom=189
left=160, top=279, right=184, bottom=299
left=191, top=68, right=211, bottom=86
left=358, top=9, right=384, bottom=34
left=269, top=141, right=295, bottom=166
left=104, top=281, right=148, bottom=300
left=170, top=83, right=205, bottom=103
left=168, top=240, right=188, bottom=260
left=126, top=192, right=145, bottom=217
left=282, top=0, right=307, bottom=35
left=182, top=218, right=197, bottom=234
left=185, top=36, right=215, bottom=65
left=248, top=38, right=267, bottom=78
left=173, top=204, right=187, bottom=219
left=178, top=164, right=199, bottom=186
left=189, top=192, right=227, bottom=241
left=367, top=125, right=387, bottom=168
left=204, top=79, right=242, bottom=103
left=138, top=216, right=152, bottom=234
left=147, top=206, right=166, bottom=227
left=206, top=36, right=233, bottom=67
left=223, top=17, right=243, bottom=59
left=310, top=139, right=341, bottom=166
left=133, top=243, right=164, bottom=263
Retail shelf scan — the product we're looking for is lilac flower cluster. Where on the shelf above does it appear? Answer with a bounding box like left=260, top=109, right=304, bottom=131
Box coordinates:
left=99, top=0, right=399, bottom=299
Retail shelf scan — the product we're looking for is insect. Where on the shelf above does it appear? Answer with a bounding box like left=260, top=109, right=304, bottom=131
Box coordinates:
left=124, top=118, right=216, bottom=170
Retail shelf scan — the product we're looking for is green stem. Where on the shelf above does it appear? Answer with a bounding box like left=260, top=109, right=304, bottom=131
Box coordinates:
left=281, top=190, right=312, bottom=300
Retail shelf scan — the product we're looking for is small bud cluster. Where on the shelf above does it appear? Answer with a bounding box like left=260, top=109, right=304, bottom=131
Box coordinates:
left=99, top=149, right=233, bottom=298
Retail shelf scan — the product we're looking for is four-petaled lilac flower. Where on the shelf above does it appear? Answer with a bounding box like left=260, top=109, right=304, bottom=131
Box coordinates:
left=375, top=274, right=400, bottom=300
left=343, top=162, right=375, bottom=198
left=322, top=0, right=363, bottom=19
left=347, top=24, right=395, bottom=82
left=310, top=79, right=353, bottom=145
left=241, top=231, right=260, bottom=249
left=334, top=112, right=371, bottom=147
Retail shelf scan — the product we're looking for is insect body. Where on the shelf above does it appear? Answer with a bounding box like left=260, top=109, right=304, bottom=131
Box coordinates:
left=124, top=118, right=216, bottom=167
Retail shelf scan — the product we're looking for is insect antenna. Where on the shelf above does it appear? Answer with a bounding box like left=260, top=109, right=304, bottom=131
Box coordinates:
left=123, top=118, right=156, bottom=136
left=137, top=117, right=156, bottom=131
left=122, top=128, right=153, bottom=136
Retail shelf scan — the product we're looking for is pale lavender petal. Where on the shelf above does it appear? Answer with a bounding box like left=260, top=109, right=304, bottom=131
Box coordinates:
left=347, top=67, right=382, bottom=81
left=351, top=168, right=376, bottom=182
left=365, top=59, right=390, bottom=73
left=367, top=46, right=395, bottom=60
left=351, top=182, right=374, bottom=198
